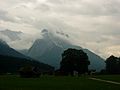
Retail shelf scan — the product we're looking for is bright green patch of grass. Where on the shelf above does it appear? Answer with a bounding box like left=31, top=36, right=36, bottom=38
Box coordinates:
left=0, top=75, right=120, bottom=90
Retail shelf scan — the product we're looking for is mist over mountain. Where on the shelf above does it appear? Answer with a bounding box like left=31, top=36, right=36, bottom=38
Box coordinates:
left=0, top=29, right=22, bottom=41
left=0, top=0, right=120, bottom=62
left=0, top=29, right=106, bottom=72
left=0, top=29, right=37, bottom=50
left=27, top=29, right=106, bottom=71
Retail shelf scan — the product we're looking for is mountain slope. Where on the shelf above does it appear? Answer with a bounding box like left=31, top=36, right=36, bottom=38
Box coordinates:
left=18, top=49, right=28, bottom=55
left=83, top=49, right=106, bottom=71
left=0, top=55, right=54, bottom=73
left=27, top=30, right=105, bottom=71
left=0, top=40, right=54, bottom=73
left=0, top=39, right=30, bottom=59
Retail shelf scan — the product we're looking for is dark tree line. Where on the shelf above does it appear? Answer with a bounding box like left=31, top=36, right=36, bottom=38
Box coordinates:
left=2, top=45, right=120, bottom=78
left=19, top=66, right=41, bottom=78
left=18, top=48, right=120, bottom=77
left=18, top=48, right=120, bottom=78
left=106, top=55, right=120, bottom=74
left=19, top=48, right=90, bottom=77
left=0, top=54, right=54, bottom=76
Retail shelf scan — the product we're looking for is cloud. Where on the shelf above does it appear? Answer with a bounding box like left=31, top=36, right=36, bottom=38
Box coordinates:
left=0, top=0, right=120, bottom=58
left=0, top=10, right=15, bottom=22
left=101, top=45, right=120, bottom=58
left=0, top=33, right=11, bottom=42
left=8, top=34, right=37, bottom=50
left=46, top=0, right=120, bottom=16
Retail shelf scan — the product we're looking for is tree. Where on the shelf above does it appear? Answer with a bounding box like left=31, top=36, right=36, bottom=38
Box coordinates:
left=105, top=55, right=120, bottom=74
left=60, top=48, right=90, bottom=76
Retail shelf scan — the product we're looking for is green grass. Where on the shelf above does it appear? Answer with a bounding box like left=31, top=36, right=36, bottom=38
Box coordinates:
left=93, top=75, right=120, bottom=83
left=0, top=75, right=120, bottom=90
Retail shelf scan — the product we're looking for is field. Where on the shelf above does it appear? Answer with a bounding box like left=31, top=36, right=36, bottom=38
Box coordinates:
left=93, top=75, right=120, bottom=83
left=0, top=75, right=120, bottom=90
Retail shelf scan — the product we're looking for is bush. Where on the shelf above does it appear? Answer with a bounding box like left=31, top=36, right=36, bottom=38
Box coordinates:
left=19, top=66, right=41, bottom=78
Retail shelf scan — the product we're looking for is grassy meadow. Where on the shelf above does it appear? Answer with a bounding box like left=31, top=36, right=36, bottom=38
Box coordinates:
left=0, top=75, right=120, bottom=90
left=93, top=75, right=120, bottom=83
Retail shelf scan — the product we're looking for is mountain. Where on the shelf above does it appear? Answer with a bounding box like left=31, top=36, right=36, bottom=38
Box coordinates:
left=0, top=40, right=54, bottom=73
left=0, top=55, right=54, bottom=74
left=18, top=49, right=28, bottom=55
left=0, top=29, right=35, bottom=50
left=27, top=30, right=106, bottom=72
left=83, top=49, right=105, bottom=71
left=0, top=39, right=29, bottom=59
left=0, top=29, right=22, bottom=41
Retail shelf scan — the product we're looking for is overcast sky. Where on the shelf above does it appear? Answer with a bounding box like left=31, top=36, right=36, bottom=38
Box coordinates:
left=0, top=0, right=120, bottom=58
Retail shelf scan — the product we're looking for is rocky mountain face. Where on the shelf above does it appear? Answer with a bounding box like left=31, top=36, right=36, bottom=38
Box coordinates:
left=27, top=29, right=106, bottom=72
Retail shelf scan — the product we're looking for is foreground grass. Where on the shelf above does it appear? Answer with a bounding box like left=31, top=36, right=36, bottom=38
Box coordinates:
left=0, top=75, right=120, bottom=90
left=93, top=75, right=120, bottom=83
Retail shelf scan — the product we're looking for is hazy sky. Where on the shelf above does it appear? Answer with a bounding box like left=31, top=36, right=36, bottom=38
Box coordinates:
left=0, top=0, right=120, bottom=58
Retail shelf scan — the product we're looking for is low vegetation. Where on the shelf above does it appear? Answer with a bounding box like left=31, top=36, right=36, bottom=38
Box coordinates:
left=93, top=75, right=120, bottom=83
left=0, top=55, right=54, bottom=74
left=0, top=75, right=120, bottom=90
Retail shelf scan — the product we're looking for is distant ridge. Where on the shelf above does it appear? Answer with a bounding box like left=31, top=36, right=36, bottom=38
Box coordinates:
left=0, top=39, right=54, bottom=73
left=0, top=39, right=30, bottom=59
